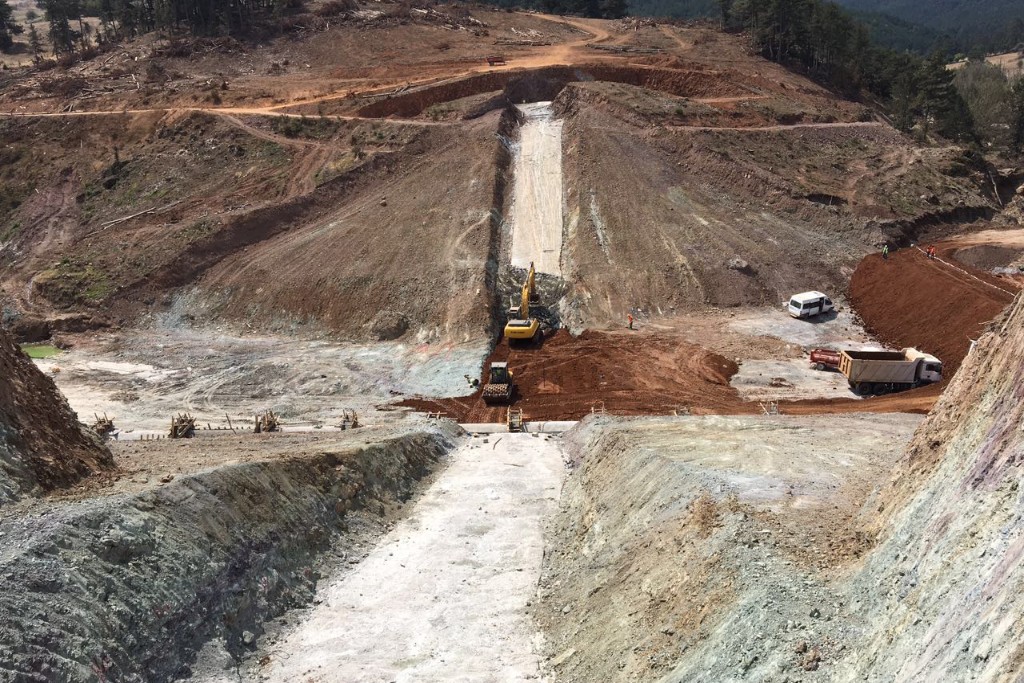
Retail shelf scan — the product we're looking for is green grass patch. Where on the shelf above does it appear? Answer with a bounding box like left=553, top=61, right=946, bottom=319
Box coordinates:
left=20, top=343, right=61, bottom=359
left=34, top=259, right=114, bottom=305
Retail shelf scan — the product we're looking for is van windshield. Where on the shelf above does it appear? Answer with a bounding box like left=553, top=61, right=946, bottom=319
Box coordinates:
left=789, top=299, right=802, bottom=308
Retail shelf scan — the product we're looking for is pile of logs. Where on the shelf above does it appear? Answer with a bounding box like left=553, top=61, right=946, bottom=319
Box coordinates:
left=92, top=413, right=116, bottom=439
left=338, top=408, right=360, bottom=430
left=254, top=409, right=280, bottom=434
left=169, top=413, right=196, bottom=439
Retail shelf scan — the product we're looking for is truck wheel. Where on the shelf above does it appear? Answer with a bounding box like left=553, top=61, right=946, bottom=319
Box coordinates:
left=814, top=363, right=826, bottom=372
left=859, top=383, right=874, bottom=396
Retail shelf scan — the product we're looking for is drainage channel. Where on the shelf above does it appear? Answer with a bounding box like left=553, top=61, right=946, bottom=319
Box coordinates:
left=222, top=432, right=567, bottom=682
left=509, top=102, right=565, bottom=278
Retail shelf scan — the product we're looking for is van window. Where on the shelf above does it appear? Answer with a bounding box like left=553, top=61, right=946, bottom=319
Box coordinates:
left=789, top=299, right=801, bottom=308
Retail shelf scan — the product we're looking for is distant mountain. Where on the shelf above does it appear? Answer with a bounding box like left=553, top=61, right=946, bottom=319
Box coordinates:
left=834, top=0, right=1024, bottom=52
left=846, top=9, right=943, bottom=54
left=625, top=0, right=716, bottom=20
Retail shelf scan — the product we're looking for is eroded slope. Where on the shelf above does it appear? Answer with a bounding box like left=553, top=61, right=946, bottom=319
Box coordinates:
left=0, top=326, right=111, bottom=505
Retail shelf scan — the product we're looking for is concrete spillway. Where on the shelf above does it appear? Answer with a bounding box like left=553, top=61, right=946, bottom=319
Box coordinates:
left=509, top=102, right=564, bottom=277
left=258, top=433, right=565, bottom=682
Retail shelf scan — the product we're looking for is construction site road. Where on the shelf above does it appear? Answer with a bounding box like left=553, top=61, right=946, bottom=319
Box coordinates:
left=510, top=102, right=565, bottom=277
left=253, top=433, right=564, bottom=682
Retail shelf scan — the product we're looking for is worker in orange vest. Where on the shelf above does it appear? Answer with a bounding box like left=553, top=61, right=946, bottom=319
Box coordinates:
left=627, top=313, right=634, bottom=330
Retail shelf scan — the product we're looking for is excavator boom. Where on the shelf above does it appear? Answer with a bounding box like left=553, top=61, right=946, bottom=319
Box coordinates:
left=504, top=262, right=541, bottom=343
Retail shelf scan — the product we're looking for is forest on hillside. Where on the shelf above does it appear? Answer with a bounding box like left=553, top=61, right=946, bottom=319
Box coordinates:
left=626, top=0, right=1024, bottom=55
left=838, top=0, right=1024, bottom=55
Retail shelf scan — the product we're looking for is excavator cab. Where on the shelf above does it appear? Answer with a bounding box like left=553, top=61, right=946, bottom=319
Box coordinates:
left=504, top=262, right=541, bottom=344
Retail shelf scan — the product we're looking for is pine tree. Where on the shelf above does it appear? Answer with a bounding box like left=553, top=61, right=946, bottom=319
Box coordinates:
left=1010, top=80, right=1024, bottom=153
left=716, top=0, right=733, bottom=28
left=42, top=0, right=77, bottom=54
left=0, top=0, right=23, bottom=53
left=27, top=22, right=42, bottom=61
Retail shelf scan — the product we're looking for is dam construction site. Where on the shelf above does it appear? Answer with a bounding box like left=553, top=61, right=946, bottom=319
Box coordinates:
left=4, top=4, right=1024, bottom=682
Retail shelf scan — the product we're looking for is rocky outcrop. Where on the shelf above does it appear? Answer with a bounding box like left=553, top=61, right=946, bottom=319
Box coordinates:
left=0, top=326, right=112, bottom=506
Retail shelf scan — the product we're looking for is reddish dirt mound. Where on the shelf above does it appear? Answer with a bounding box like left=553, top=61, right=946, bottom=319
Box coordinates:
left=851, top=245, right=1018, bottom=376
left=400, top=329, right=751, bottom=421
left=0, top=329, right=113, bottom=502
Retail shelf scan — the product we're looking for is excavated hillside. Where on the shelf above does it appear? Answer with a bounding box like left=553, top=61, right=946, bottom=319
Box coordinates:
left=0, top=327, right=112, bottom=505
left=553, top=82, right=990, bottom=329
left=0, top=8, right=1001, bottom=346
left=835, top=293, right=1024, bottom=680
left=536, top=293, right=1024, bottom=682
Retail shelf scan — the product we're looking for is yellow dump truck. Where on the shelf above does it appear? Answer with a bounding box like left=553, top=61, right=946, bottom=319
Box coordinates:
left=839, top=348, right=943, bottom=396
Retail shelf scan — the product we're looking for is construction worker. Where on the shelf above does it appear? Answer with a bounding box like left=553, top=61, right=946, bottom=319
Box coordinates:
left=882, top=244, right=889, bottom=260
left=927, top=245, right=936, bottom=259
left=627, top=313, right=634, bottom=330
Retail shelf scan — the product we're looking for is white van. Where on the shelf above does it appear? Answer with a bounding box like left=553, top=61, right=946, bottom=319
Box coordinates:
left=787, top=291, right=835, bottom=319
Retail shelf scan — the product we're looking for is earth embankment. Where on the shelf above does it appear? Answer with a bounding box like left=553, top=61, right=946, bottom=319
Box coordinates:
left=0, top=326, right=112, bottom=506
left=400, top=329, right=745, bottom=421
left=0, top=426, right=457, bottom=682
left=536, top=413, right=922, bottom=682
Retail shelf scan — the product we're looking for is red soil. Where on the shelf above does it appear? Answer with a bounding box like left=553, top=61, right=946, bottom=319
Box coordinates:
left=401, top=329, right=750, bottom=422
left=402, top=239, right=1021, bottom=423
left=400, top=329, right=939, bottom=421
left=850, top=244, right=1018, bottom=376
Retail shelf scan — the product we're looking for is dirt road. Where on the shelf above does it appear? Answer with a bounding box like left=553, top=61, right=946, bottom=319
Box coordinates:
left=510, top=102, right=565, bottom=277
left=254, top=433, right=564, bottom=682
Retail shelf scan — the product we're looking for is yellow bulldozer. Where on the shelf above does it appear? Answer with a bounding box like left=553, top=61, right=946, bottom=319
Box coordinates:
left=504, top=262, right=541, bottom=344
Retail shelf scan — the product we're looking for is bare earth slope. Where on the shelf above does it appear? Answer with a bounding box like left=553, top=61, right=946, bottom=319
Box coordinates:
left=191, top=113, right=504, bottom=343
left=835, top=294, right=1024, bottom=681
left=537, top=293, right=1024, bottom=682
left=0, top=328, right=112, bottom=505
left=555, top=83, right=991, bottom=329
left=0, top=12, right=999, bottom=343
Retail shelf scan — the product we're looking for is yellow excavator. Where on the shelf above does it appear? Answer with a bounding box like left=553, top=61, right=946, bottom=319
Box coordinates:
left=504, top=262, right=541, bottom=344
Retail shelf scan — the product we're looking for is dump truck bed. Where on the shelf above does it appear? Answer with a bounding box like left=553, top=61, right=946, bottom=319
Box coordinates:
left=839, top=350, right=919, bottom=384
